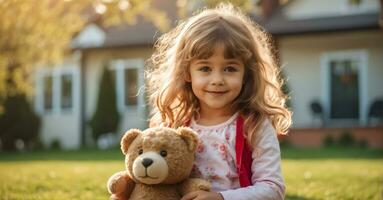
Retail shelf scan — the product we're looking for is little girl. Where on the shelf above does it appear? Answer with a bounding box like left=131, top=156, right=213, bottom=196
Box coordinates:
left=147, top=3, right=292, bottom=200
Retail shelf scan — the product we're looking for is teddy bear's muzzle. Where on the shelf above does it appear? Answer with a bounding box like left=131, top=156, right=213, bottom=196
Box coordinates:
left=132, top=152, right=169, bottom=185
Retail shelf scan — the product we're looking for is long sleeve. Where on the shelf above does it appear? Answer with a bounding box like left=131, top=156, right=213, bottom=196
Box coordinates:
left=220, top=120, right=285, bottom=200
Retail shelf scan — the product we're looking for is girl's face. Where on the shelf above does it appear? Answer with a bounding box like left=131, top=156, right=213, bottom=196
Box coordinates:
left=187, top=44, right=245, bottom=114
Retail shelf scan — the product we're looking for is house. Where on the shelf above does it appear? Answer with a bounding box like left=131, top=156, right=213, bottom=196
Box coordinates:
left=259, top=0, right=383, bottom=147
left=34, top=0, right=383, bottom=149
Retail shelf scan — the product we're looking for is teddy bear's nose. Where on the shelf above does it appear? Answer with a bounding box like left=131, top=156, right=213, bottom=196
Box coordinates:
left=142, top=158, right=153, bottom=167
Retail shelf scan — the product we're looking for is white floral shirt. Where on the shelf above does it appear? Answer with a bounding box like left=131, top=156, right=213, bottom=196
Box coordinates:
left=190, top=113, right=285, bottom=200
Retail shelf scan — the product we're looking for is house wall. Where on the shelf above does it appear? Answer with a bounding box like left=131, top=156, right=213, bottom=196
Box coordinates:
left=35, top=55, right=81, bottom=149
left=83, top=47, right=153, bottom=141
left=284, top=0, right=379, bottom=20
left=279, top=30, right=383, bottom=128
left=40, top=115, right=81, bottom=149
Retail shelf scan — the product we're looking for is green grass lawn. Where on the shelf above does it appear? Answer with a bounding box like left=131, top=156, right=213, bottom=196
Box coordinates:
left=0, top=147, right=382, bottom=200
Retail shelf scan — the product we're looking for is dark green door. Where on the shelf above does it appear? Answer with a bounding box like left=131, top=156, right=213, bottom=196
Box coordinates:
left=329, top=60, right=359, bottom=119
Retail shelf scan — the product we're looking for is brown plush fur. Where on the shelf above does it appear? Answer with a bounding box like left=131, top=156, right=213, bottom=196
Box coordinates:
left=107, top=127, right=210, bottom=200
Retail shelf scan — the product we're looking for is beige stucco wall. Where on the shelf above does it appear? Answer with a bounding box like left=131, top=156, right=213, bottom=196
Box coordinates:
left=40, top=115, right=81, bottom=149
left=284, top=0, right=379, bottom=20
left=37, top=55, right=82, bottom=149
left=83, top=47, right=153, bottom=141
left=279, top=30, right=383, bottom=128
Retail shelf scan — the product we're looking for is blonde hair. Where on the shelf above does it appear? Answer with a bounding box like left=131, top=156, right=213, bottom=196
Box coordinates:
left=147, top=3, right=292, bottom=146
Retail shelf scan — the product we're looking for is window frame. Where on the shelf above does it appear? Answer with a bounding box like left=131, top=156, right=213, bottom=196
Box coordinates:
left=109, top=59, right=145, bottom=113
left=35, top=67, right=79, bottom=115
left=320, top=49, right=368, bottom=125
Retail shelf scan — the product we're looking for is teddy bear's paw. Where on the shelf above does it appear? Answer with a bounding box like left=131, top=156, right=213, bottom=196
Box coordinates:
left=110, top=194, right=128, bottom=200
left=107, top=171, right=128, bottom=194
left=197, top=179, right=211, bottom=191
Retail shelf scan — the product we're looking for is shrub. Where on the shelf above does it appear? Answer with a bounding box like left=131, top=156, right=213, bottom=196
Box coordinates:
left=357, top=139, right=368, bottom=148
left=50, top=139, right=62, bottom=150
left=0, top=94, right=41, bottom=151
left=323, top=134, right=335, bottom=147
left=89, top=65, right=120, bottom=142
left=338, top=130, right=355, bottom=147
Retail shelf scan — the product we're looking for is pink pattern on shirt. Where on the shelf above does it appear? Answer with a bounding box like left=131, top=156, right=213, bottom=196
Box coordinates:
left=197, top=140, right=205, bottom=153
left=190, top=113, right=240, bottom=191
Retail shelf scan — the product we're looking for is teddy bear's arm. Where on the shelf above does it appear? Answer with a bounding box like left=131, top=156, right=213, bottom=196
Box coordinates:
left=107, top=171, right=135, bottom=200
left=178, top=178, right=211, bottom=196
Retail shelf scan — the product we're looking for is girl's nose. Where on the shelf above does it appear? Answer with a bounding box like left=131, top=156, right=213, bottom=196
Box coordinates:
left=211, top=73, right=224, bottom=86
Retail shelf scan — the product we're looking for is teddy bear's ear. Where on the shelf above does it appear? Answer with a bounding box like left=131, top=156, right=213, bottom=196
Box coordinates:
left=176, top=127, right=198, bottom=152
left=121, top=129, right=141, bottom=155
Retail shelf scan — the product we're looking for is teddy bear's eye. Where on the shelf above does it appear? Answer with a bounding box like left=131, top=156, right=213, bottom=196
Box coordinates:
left=160, top=150, right=167, bottom=157
left=138, top=149, right=143, bottom=155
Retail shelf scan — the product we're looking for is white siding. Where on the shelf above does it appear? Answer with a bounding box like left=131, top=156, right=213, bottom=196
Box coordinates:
left=35, top=56, right=81, bottom=149
left=279, top=30, right=383, bottom=128
left=284, top=0, right=379, bottom=20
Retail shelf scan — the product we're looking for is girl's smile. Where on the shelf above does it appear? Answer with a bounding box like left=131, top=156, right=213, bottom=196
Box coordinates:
left=205, top=90, right=228, bottom=95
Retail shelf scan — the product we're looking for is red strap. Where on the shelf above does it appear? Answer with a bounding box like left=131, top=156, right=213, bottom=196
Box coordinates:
left=235, top=116, right=253, bottom=187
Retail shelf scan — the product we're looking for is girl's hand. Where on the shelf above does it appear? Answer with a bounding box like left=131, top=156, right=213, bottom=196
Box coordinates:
left=181, top=190, right=224, bottom=200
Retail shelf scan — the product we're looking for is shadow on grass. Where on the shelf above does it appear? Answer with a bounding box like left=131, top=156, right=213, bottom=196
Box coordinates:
left=0, top=147, right=382, bottom=162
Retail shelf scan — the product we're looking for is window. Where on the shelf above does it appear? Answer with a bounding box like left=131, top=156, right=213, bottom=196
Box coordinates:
left=36, top=67, right=79, bottom=114
left=110, top=59, right=144, bottom=113
left=321, top=50, right=368, bottom=124
left=61, top=74, right=73, bottom=109
left=43, top=75, right=53, bottom=110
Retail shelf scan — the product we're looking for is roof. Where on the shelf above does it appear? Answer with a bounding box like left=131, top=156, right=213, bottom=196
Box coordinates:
left=75, top=1, right=381, bottom=49
left=252, top=9, right=380, bottom=36
left=102, top=20, right=160, bottom=48
left=103, top=0, right=179, bottom=48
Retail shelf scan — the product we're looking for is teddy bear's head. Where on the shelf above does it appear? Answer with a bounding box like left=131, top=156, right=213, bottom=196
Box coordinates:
left=121, top=127, right=198, bottom=185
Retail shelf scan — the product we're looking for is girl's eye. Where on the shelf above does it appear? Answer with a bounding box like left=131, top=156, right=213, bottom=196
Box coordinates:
left=160, top=150, right=167, bottom=157
left=199, top=66, right=211, bottom=72
left=225, top=66, right=237, bottom=72
left=138, top=149, right=143, bottom=155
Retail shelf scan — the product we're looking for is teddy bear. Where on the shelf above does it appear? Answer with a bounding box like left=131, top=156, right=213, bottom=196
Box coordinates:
left=107, top=126, right=211, bottom=200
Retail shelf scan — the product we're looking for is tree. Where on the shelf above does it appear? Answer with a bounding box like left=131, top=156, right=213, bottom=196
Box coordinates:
left=0, top=0, right=170, bottom=111
left=89, top=65, right=120, bottom=141
left=0, top=94, right=40, bottom=151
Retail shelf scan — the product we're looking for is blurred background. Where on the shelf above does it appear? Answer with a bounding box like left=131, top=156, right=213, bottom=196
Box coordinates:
left=2, top=0, right=382, bottom=151
left=0, top=0, right=382, bottom=199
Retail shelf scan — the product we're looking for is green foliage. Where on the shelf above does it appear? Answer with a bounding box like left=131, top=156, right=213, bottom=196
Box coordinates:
left=357, top=139, right=368, bottom=148
left=0, top=0, right=170, bottom=108
left=49, top=139, right=62, bottom=150
left=338, top=130, right=356, bottom=147
left=0, top=94, right=41, bottom=151
left=201, top=0, right=254, bottom=11
left=279, top=137, right=291, bottom=148
left=89, top=66, right=120, bottom=141
left=322, top=131, right=361, bottom=147
left=323, top=134, right=335, bottom=147
left=0, top=0, right=88, bottom=103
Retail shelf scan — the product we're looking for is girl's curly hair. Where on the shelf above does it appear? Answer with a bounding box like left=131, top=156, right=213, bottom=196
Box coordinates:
left=146, top=3, right=292, bottom=146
